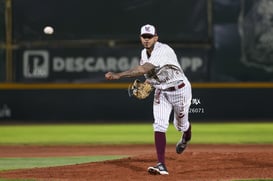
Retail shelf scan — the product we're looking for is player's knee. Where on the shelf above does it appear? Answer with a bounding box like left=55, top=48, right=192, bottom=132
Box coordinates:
left=153, top=122, right=168, bottom=132
left=174, top=120, right=189, bottom=132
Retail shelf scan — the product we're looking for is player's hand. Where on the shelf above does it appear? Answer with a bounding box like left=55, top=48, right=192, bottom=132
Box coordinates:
left=105, top=72, right=120, bottom=80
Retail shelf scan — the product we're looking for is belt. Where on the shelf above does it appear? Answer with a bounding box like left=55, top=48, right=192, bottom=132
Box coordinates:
left=164, top=83, right=185, bottom=91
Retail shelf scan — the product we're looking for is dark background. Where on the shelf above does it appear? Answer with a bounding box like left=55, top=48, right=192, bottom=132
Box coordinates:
left=11, top=0, right=209, bottom=42
left=0, top=0, right=272, bottom=122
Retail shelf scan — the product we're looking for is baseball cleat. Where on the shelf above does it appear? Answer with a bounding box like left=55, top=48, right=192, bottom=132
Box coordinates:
left=176, top=124, right=191, bottom=154
left=147, top=162, right=169, bottom=175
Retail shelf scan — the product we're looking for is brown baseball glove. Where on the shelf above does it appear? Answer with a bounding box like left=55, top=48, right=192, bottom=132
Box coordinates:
left=128, top=79, right=153, bottom=99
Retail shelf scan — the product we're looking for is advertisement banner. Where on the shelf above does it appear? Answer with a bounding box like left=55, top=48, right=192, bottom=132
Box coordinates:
left=13, top=47, right=210, bottom=83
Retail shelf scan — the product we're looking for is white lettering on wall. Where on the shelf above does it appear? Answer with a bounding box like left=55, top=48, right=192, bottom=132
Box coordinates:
left=52, top=56, right=139, bottom=72
left=22, top=50, right=205, bottom=78
left=0, top=104, right=11, bottom=118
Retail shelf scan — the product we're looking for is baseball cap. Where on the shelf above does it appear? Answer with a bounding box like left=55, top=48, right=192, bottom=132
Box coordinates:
left=140, top=24, right=156, bottom=36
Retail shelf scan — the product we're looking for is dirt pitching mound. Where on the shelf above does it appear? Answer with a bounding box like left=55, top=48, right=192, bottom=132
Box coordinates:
left=0, top=144, right=273, bottom=181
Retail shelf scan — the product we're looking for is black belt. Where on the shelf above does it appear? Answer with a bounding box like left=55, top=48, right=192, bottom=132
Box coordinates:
left=164, top=83, right=185, bottom=91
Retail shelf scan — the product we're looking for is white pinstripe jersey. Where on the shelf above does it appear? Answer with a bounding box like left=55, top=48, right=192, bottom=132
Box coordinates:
left=140, top=42, right=187, bottom=89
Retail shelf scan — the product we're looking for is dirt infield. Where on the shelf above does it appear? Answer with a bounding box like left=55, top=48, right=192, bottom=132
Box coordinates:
left=0, top=144, right=273, bottom=181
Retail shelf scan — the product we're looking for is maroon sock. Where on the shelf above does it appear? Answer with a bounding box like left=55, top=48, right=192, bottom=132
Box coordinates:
left=154, top=131, right=166, bottom=164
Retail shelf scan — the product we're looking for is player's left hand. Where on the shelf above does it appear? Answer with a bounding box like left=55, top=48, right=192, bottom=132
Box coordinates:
left=105, top=72, right=120, bottom=80
left=128, top=79, right=153, bottom=99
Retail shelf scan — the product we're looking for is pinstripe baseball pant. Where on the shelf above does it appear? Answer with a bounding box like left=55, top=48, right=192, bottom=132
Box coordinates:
left=152, top=80, right=192, bottom=133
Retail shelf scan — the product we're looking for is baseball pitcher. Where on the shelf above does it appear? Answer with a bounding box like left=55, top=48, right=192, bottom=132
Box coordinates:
left=105, top=24, right=192, bottom=175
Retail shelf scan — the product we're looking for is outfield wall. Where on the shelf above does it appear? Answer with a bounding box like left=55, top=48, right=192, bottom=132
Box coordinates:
left=1, top=84, right=272, bottom=122
left=1, top=1, right=273, bottom=122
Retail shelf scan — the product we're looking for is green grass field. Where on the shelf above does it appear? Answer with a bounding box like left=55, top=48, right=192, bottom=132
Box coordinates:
left=0, top=122, right=273, bottom=180
left=1, top=123, right=273, bottom=145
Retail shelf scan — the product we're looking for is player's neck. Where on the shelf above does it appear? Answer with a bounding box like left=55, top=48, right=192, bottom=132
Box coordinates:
left=146, top=45, right=155, bottom=58
left=146, top=49, right=151, bottom=58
